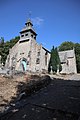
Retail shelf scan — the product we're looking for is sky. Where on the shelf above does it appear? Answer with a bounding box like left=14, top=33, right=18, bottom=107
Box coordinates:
left=0, top=0, right=80, bottom=50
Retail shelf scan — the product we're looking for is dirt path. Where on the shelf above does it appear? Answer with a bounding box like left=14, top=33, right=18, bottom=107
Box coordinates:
left=0, top=74, right=50, bottom=113
left=1, top=78, right=80, bottom=120
left=0, top=74, right=29, bottom=112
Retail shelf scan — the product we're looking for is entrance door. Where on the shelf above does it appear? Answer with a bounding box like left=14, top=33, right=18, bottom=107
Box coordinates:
left=21, top=60, right=27, bottom=71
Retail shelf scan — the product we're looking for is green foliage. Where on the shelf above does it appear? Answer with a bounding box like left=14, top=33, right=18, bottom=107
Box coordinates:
left=59, top=41, right=80, bottom=73
left=0, top=37, right=5, bottom=64
left=0, top=36, right=20, bottom=64
left=59, top=41, right=74, bottom=51
left=48, top=46, right=62, bottom=73
left=9, top=36, right=20, bottom=48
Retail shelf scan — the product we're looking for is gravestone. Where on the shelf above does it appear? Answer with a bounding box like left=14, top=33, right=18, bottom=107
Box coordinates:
left=50, top=66, right=53, bottom=74
left=57, top=64, right=59, bottom=74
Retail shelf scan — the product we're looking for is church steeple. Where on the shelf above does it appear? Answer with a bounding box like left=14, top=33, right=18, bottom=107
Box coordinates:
left=25, top=19, right=33, bottom=27
left=19, top=18, right=37, bottom=43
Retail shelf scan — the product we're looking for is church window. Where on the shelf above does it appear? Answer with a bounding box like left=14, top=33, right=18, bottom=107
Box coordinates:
left=34, top=36, right=36, bottom=39
left=36, top=58, right=40, bottom=64
left=31, top=34, right=33, bottom=38
left=25, top=34, right=28, bottom=36
left=21, top=35, right=24, bottom=37
left=28, top=51, right=31, bottom=57
left=61, top=62, right=66, bottom=64
left=37, top=51, right=40, bottom=56
left=27, top=61, right=29, bottom=65
left=20, top=53, right=24, bottom=55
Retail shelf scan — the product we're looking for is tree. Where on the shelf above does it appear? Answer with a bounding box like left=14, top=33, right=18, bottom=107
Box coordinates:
left=0, top=37, right=5, bottom=64
left=0, top=36, right=20, bottom=65
left=9, top=36, right=20, bottom=48
left=59, top=41, right=74, bottom=51
left=48, top=46, right=62, bottom=73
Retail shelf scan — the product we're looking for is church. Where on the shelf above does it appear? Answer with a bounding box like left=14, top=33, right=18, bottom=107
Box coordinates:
left=5, top=19, right=51, bottom=73
left=5, top=18, right=77, bottom=74
left=59, top=49, right=77, bottom=74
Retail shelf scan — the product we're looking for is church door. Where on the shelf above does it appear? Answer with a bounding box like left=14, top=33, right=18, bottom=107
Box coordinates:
left=21, top=59, right=27, bottom=71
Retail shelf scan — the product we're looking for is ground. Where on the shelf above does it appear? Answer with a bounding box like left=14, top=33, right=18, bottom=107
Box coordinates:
left=0, top=73, right=50, bottom=112
left=0, top=73, right=80, bottom=120
left=50, top=74, right=80, bottom=80
left=0, top=73, right=31, bottom=112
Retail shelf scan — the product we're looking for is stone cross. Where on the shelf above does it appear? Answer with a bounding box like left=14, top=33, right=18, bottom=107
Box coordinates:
left=50, top=66, right=53, bottom=74
left=57, top=64, right=59, bottom=74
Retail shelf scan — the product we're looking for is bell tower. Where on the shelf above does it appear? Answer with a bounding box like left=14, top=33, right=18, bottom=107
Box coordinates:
left=19, top=19, right=37, bottom=43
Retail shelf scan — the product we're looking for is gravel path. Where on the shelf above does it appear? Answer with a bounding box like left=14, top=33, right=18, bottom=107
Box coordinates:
left=50, top=74, right=80, bottom=81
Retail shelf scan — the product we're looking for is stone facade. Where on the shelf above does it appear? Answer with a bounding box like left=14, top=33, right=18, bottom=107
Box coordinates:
left=58, top=49, right=77, bottom=74
left=5, top=19, right=77, bottom=74
left=5, top=19, right=50, bottom=73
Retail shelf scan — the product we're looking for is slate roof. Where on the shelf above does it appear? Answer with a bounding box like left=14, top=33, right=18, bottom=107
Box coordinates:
left=20, top=26, right=37, bottom=35
left=42, top=47, right=51, bottom=53
left=20, top=19, right=37, bottom=35
left=58, top=49, right=74, bottom=63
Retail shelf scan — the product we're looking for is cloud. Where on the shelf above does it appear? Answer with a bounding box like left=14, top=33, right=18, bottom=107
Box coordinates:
left=32, top=17, right=44, bottom=26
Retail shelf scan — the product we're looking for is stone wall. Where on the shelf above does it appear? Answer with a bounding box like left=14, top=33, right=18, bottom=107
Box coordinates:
left=5, top=38, right=50, bottom=73
left=59, top=49, right=77, bottom=74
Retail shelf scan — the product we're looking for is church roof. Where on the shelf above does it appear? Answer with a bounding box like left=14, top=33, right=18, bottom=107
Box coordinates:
left=20, top=19, right=37, bottom=35
left=42, top=47, right=51, bottom=53
left=58, top=49, right=74, bottom=62
left=20, top=26, right=37, bottom=35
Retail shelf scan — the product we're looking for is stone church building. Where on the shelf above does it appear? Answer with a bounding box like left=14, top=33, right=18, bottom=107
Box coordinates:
left=5, top=19, right=50, bottom=73
left=59, top=49, right=77, bottom=74
left=5, top=18, right=77, bottom=74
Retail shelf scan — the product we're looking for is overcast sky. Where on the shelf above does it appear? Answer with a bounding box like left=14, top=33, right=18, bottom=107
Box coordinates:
left=0, top=0, right=80, bottom=50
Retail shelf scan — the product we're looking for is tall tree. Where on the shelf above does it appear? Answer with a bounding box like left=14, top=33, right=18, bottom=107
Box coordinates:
left=48, top=46, right=62, bottom=73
